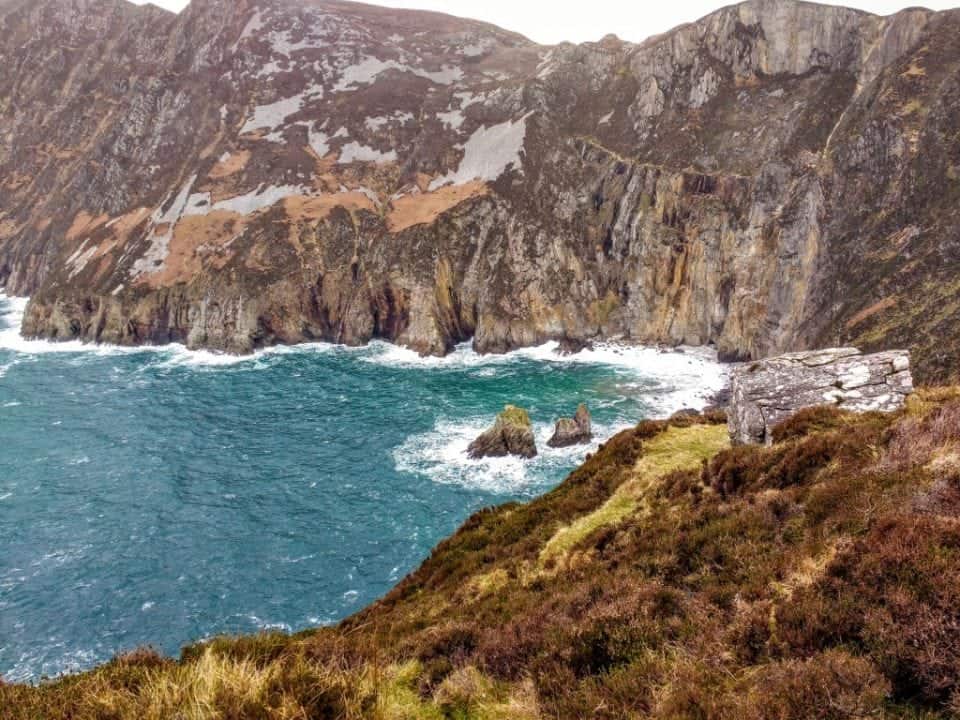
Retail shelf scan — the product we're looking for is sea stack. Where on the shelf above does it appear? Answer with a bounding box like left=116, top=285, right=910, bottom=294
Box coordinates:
left=547, top=404, right=593, bottom=448
left=468, top=405, right=538, bottom=459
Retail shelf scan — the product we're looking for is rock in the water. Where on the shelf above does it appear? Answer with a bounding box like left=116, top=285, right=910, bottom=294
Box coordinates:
left=468, top=405, right=538, bottom=459
left=547, top=404, right=593, bottom=448
left=556, top=338, right=594, bottom=356
left=729, top=348, right=914, bottom=445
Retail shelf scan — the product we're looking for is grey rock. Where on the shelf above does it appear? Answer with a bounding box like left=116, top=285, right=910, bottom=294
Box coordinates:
left=729, top=348, right=914, bottom=445
left=555, top=337, right=595, bottom=356
left=547, top=404, right=593, bottom=448
left=468, top=405, right=537, bottom=459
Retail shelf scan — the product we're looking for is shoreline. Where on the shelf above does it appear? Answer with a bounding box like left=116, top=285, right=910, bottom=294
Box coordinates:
left=1, top=292, right=730, bottom=388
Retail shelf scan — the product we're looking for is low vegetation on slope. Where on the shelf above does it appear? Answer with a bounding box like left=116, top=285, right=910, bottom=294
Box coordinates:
left=5, top=391, right=960, bottom=719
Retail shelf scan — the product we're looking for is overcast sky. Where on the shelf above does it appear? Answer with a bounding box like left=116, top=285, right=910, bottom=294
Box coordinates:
left=132, top=0, right=959, bottom=44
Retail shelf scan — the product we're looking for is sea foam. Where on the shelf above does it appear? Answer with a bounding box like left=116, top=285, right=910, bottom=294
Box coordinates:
left=0, top=292, right=337, bottom=369
left=1, top=294, right=727, bottom=402
left=393, top=417, right=633, bottom=495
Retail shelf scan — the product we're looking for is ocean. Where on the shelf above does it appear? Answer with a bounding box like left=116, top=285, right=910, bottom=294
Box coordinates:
left=0, top=292, right=726, bottom=681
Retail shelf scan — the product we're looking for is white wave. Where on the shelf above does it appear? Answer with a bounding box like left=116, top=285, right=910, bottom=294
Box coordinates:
left=3, top=646, right=103, bottom=684
left=0, top=293, right=146, bottom=358
left=364, top=338, right=724, bottom=381
left=394, top=417, right=630, bottom=494
left=0, top=294, right=726, bottom=407
left=0, top=292, right=338, bottom=368
left=367, top=339, right=727, bottom=419
left=244, top=614, right=292, bottom=632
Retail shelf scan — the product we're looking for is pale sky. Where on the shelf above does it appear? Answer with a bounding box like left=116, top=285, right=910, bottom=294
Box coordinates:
left=133, top=0, right=959, bottom=44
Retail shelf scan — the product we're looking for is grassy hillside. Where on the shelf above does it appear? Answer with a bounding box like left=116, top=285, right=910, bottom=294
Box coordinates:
left=4, top=390, right=960, bottom=719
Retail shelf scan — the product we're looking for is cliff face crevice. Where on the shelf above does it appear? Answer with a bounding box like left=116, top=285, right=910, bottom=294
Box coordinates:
left=2, top=0, right=959, bottom=381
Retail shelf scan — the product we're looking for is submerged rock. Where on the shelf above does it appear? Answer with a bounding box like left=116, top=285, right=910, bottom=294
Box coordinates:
left=468, top=405, right=537, bottom=459
left=548, top=404, right=593, bottom=448
left=729, top=348, right=913, bottom=445
left=556, top=337, right=595, bottom=356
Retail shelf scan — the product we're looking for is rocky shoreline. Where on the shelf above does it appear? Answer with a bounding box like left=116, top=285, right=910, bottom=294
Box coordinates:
left=4, top=0, right=959, bottom=383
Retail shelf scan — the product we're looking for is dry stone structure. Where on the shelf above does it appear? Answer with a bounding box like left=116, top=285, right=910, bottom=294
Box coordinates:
left=729, top=348, right=914, bottom=445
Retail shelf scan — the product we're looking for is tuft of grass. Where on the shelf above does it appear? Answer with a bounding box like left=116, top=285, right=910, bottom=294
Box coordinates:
left=540, top=423, right=729, bottom=565
left=375, top=661, right=444, bottom=720
left=468, top=568, right=510, bottom=599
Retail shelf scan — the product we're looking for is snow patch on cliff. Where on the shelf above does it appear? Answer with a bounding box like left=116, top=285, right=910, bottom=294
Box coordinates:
left=268, top=29, right=323, bottom=56
left=131, top=175, right=198, bottom=277
left=307, top=123, right=330, bottom=157
left=461, top=41, right=492, bottom=57
left=241, top=96, right=303, bottom=134
left=537, top=50, right=558, bottom=79
left=337, top=142, right=397, bottom=165
left=211, top=185, right=307, bottom=215
left=429, top=113, right=532, bottom=190
left=437, top=92, right=486, bottom=130
left=66, top=241, right=97, bottom=279
left=131, top=178, right=310, bottom=278
left=240, top=86, right=324, bottom=135
left=437, top=109, right=465, bottom=130
left=333, top=56, right=463, bottom=92
left=365, top=111, right=414, bottom=131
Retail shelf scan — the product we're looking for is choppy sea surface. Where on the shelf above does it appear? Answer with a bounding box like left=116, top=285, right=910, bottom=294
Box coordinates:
left=0, top=292, right=726, bottom=682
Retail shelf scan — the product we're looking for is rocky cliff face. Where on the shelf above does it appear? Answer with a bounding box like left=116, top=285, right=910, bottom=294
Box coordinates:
left=1, top=0, right=958, bottom=381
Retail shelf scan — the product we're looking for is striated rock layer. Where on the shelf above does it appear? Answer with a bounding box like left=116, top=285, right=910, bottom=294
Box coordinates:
left=1, top=0, right=959, bottom=382
left=729, top=347, right=914, bottom=444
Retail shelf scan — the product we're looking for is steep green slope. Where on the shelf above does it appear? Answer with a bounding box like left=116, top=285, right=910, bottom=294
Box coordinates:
left=4, top=391, right=960, bottom=719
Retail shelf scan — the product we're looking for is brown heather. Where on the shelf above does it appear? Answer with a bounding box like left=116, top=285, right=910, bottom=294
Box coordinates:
left=4, top=390, right=960, bottom=718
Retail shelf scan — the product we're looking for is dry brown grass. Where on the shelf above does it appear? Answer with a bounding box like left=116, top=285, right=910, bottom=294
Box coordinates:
left=386, top=181, right=488, bottom=233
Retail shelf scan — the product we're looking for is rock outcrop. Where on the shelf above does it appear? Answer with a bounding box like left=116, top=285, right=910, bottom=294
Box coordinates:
left=1, top=1, right=959, bottom=383
left=547, top=404, right=593, bottom=448
left=729, top=348, right=914, bottom=445
left=468, top=405, right=537, bottom=459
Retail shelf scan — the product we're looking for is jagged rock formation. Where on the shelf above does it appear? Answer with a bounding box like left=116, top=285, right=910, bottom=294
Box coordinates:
left=729, top=347, right=913, bottom=444
left=1, top=0, right=959, bottom=382
left=467, top=405, right=537, bottom=459
left=547, top=403, right=592, bottom=448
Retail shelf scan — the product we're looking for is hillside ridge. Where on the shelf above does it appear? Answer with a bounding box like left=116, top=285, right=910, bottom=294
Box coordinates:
left=4, top=391, right=960, bottom=718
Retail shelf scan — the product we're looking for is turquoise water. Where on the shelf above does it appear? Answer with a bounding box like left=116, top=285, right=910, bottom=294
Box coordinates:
left=0, top=293, right=725, bottom=682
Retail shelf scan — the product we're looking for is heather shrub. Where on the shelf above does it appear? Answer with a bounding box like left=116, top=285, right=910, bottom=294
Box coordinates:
left=778, top=514, right=960, bottom=708
left=704, top=444, right=776, bottom=497
left=731, top=650, right=890, bottom=720
left=885, top=398, right=960, bottom=468
left=771, top=405, right=851, bottom=443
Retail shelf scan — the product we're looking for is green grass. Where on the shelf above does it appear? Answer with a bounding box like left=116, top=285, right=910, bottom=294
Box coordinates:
left=540, top=423, right=730, bottom=565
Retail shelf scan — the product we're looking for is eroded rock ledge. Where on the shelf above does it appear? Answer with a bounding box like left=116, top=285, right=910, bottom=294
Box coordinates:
left=729, top=348, right=914, bottom=445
